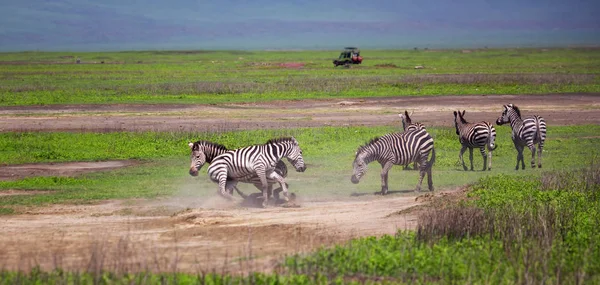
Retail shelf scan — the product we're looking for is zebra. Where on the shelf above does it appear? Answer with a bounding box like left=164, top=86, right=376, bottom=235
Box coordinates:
left=188, top=140, right=289, bottom=199
left=207, top=137, right=306, bottom=208
left=351, top=129, right=436, bottom=194
left=496, top=104, right=547, bottom=170
left=453, top=110, right=497, bottom=171
left=398, top=110, right=426, bottom=170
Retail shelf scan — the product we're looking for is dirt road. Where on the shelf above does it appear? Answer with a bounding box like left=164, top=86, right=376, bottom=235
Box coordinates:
left=0, top=94, right=598, bottom=132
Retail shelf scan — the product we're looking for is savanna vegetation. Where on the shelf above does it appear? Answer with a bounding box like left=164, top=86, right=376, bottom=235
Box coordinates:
left=1, top=48, right=599, bottom=105
left=1, top=48, right=600, bottom=284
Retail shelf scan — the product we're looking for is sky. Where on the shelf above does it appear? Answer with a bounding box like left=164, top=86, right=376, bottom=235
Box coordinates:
left=1, top=0, right=599, bottom=51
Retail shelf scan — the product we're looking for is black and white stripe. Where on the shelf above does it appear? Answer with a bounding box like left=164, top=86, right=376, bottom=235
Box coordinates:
left=207, top=137, right=306, bottom=207
left=496, top=104, right=547, bottom=170
left=399, top=110, right=426, bottom=170
left=351, top=129, right=436, bottom=193
left=453, top=110, right=497, bottom=171
left=188, top=140, right=288, bottom=199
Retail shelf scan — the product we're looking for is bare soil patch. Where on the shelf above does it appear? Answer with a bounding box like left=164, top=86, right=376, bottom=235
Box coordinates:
left=0, top=191, right=436, bottom=273
left=0, top=94, right=598, bottom=132
left=0, top=160, right=138, bottom=181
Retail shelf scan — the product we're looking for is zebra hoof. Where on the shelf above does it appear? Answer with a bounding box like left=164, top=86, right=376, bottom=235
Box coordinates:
left=538, top=165, right=542, bottom=168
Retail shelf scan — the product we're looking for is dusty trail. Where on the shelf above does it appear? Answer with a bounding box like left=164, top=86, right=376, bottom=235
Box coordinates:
left=0, top=193, right=424, bottom=273
left=0, top=94, right=598, bottom=132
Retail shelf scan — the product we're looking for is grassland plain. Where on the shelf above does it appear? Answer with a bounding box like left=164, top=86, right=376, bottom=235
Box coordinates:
left=1, top=48, right=599, bottom=105
left=0, top=125, right=597, bottom=211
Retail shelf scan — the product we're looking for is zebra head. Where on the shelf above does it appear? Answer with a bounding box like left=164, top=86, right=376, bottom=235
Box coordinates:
left=496, top=104, right=520, bottom=125
left=399, top=110, right=413, bottom=131
left=188, top=142, right=207, bottom=177
left=267, top=137, right=306, bottom=172
left=351, top=150, right=367, bottom=184
left=453, top=110, right=466, bottom=135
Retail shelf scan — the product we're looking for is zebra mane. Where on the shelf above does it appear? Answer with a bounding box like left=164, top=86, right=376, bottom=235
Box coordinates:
left=265, top=137, right=297, bottom=145
left=356, top=136, right=381, bottom=157
left=510, top=104, right=522, bottom=119
left=191, top=140, right=228, bottom=152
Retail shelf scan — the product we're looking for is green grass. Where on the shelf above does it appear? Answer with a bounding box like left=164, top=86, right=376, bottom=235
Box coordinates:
left=0, top=125, right=598, bottom=210
left=282, top=165, right=600, bottom=284
left=1, top=48, right=599, bottom=105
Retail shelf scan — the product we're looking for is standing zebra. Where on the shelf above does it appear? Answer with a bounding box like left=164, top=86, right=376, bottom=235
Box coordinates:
left=453, top=110, right=497, bottom=171
left=207, top=137, right=306, bottom=208
left=399, top=110, right=425, bottom=170
left=351, top=129, right=436, bottom=194
left=188, top=140, right=288, bottom=199
left=496, top=104, right=547, bottom=170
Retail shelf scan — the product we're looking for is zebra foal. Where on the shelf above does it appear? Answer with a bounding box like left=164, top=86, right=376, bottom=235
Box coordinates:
left=188, top=140, right=288, bottom=199
left=496, top=104, right=547, bottom=170
left=207, top=137, right=306, bottom=208
left=453, top=110, right=497, bottom=171
left=351, top=129, right=436, bottom=194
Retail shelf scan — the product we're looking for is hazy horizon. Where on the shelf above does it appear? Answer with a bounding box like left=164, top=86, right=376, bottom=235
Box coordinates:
left=1, top=0, right=599, bottom=52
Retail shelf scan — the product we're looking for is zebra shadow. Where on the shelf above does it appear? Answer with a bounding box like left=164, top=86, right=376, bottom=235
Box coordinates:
left=350, top=190, right=416, bottom=197
left=239, top=192, right=298, bottom=208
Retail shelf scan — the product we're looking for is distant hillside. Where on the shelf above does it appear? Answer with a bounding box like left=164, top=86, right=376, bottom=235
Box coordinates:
left=1, top=0, right=599, bottom=51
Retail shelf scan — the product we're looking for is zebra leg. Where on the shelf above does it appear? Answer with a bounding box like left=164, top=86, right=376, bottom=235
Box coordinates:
left=487, top=145, right=493, bottom=171
left=380, top=162, right=394, bottom=195
left=479, top=147, right=487, bottom=171
left=459, top=145, right=468, bottom=171
left=528, top=143, right=536, bottom=169
left=426, top=161, right=434, bottom=192
left=217, top=173, right=235, bottom=201
left=537, top=142, right=543, bottom=168
left=267, top=171, right=289, bottom=202
left=468, top=147, right=474, bottom=171
left=416, top=161, right=426, bottom=193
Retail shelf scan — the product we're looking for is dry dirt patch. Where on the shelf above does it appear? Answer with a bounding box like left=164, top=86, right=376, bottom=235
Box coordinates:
left=0, top=160, right=138, bottom=181
left=0, top=191, right=437, bottom=273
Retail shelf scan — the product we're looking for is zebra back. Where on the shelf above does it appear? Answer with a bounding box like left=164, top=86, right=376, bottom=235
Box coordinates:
left=355, top=129, right=434, bottom=168
left=207, top=137, right=303, bottom=182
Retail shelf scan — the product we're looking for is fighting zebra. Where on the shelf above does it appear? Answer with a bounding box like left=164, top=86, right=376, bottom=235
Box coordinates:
left=398, top=110, right=426, bottom=170
left=453, top=110, right=497, bottom=171
left=188, top=140, right=288, bottom=199
left=496, top=104, right=547, bottom=170
left=351, top=128, right=436, bottom=194
left=207, top=137, right=306, bottom=208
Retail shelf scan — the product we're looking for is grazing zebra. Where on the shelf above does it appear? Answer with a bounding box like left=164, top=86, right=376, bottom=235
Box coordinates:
left=188, top=140, right=288, bottom=199
left=398, top=110, right=425, bottom=170
left=207, top=137, right=306, bottom=207
left=351, top=129, right=436, bottom=194
left=453, top=110, right=497, bottom=171
left=496, top=104, right=547, bottom=170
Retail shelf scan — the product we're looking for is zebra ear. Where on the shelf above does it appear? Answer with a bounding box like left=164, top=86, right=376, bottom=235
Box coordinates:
left=461, top=110, right=466, bottom=117
left=188, top=142, right=194, bottom=149
left=453, top=111, right=457, bottom=117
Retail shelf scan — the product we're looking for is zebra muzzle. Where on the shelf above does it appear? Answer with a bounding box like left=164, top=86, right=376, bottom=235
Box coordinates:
left=351, top=175, right=360, bottom=184
left=189, top=168, right=199, bottom=176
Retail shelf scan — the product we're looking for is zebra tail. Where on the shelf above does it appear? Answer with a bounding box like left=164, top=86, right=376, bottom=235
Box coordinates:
left=488, top=125, right=497, bottom=151
left=535, top=116, right=541, bottom=142
left=426, top=147, right=436, bottom=171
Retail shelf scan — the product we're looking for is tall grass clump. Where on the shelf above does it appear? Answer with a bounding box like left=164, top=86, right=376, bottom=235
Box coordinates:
left=284, top=162, right=600, bottom=283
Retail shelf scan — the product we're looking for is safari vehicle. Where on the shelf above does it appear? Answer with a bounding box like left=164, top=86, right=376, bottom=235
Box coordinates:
left=333, top=47, right=363, bottom=67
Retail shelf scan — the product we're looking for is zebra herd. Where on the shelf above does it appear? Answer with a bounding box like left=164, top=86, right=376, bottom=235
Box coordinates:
left=188, top=103, right=547, bottom=207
